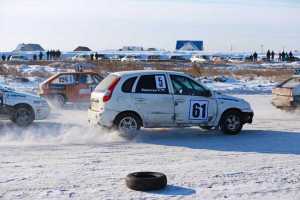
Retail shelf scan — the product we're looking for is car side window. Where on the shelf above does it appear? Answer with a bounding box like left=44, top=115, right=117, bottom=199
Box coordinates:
left=136, top=75, right=169, bottom=94
left=170, top=75, right=207, bottom=96
left=93, top=75, right=102, bottom=84
left=122, top=76, right=137, bottom=93
left=52, top=74, right=75, bottom=85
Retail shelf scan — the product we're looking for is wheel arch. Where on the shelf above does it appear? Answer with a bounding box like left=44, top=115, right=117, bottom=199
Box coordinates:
left=218, top=108, right=242, bottom=126
left=113, top=110, right=143, bottom=127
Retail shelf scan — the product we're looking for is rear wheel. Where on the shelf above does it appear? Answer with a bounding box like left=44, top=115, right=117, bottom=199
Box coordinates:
left=114, top=113, right=142, bottom=138
left=220, top=110, right=243, bottom=135
left=12, top=106, right=34, bottom=127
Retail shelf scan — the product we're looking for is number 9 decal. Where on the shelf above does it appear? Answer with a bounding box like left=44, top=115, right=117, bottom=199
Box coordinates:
left=189, top=100, right=208, bottom=120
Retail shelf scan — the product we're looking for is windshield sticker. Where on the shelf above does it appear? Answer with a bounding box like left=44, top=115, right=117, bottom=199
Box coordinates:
left=155, top=75, right=166, bottom=89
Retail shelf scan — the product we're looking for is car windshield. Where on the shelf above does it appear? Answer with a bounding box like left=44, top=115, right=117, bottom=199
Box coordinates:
left=95, top=74, right=119, bottom=92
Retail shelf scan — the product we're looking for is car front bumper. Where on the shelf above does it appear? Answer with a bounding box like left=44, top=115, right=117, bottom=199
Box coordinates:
left=241, top=112, right=254, bottom=124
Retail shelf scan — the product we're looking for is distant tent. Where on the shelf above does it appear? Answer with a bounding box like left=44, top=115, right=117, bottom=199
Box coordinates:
left=74, top=46, right=92, bottom=51
left=14, top=43, right=45, bottom=52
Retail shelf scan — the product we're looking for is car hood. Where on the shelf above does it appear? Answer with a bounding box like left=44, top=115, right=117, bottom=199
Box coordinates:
left=214, top=92, right=242, bottom=102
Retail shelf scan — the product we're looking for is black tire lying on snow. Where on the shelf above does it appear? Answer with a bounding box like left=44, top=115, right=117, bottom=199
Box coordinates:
left=126, top=172, right=167, bottom=191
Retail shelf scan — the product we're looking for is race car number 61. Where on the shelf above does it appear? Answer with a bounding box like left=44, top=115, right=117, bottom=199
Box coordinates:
left=189, top=100, right=209, bottom=120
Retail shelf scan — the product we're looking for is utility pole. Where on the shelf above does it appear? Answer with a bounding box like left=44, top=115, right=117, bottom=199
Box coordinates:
left=260, top=44, right=264, bottom=54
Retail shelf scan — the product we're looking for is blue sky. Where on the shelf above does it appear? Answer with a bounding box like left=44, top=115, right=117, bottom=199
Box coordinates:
left=0, top=0, right=300, bottom=51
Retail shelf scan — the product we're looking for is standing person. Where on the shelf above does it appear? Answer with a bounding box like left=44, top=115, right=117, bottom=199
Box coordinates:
left=253, top=52, right=258, bottom=62
left=278, top=52, right=282, bottom=61
left=266, top=50, right=271, bottom=61
left=285, top=52, right=289, bottom=61
left=95, top=53, right=99, bottom=61
left=1, top=54, right=6, bottom=61
left=289, top=51, right=294, bottom=61
left=281, top=51, right=285, bottom=61
left=271, top=51, right=275, bottom=61
left=90, top=54, right=94, bottom=61
left=33, top=54, right=37, bottom=61
left=57, top=50, right=61, bottom=60
left=39, top=52, right=43, bottom=60
left=46, top=50, right=50, bottom=60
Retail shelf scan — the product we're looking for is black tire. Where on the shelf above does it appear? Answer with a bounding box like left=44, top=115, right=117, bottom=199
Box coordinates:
left=13, top=106, right=35, bottom=127
left=200, top=125, right=213, bottom=130
left=220, top=110, right=243, bottom=135
left=126, top=172, right=167, bottom=191
left=114, top=112, right=142, bottom=132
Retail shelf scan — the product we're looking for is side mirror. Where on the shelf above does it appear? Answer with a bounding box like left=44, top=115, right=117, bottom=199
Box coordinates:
left=204, top=90, right=212, bottom=97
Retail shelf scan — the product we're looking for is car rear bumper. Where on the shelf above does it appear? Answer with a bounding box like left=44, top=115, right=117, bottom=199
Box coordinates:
left=88, top=108, right=118, bottom=128
left=241, top=112, right=254, bottom=124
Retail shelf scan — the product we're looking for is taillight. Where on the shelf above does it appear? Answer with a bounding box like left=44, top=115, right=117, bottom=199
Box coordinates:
left=103, top=77, right=121, bottom=102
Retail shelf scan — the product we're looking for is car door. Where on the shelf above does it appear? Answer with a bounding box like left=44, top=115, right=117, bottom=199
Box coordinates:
left=75, top=74, right=95, bottom=102
left=50, top=73, right=77, bottom=101
left=170, top=74, right=217, bottom=125
left=133, top=74, right=175, bottom=127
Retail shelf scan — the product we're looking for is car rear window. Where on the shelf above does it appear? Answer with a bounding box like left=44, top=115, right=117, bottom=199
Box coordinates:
left=122, top=77, right=137, bottom=93
left=95, top=74, right=119, bottom=92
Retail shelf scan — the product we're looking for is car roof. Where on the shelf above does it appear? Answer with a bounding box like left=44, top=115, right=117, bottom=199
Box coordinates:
left=111, top=70, right=185, bottom=77
left=54, top=71, right=99, bottom=75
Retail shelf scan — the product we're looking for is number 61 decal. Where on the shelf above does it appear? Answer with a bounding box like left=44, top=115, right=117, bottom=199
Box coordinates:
left=189, top=100, right=209, bottom=120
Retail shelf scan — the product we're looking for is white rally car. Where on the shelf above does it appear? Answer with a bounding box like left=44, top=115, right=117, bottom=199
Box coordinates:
left=0, top=85, right=50, bottom=126
left=88, top=70, right=253, bottom=134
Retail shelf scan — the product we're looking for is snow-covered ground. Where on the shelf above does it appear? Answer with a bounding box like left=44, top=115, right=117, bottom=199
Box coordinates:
left=1, top=95, right=300, bottom=200
left=198, top=76, right=277, bottom=94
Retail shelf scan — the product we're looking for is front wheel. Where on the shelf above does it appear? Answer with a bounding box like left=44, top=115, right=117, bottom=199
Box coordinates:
left=12, top=106, right=35, bottom=127
left=220, top=110, right=243, bottom=135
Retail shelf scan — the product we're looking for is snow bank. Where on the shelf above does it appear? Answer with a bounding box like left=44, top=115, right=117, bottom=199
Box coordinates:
left=197, top=76, right=277, bottom=94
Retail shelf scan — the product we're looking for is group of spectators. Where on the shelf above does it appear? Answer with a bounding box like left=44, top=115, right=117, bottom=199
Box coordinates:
left=249, top=50, right=296, bottom=62
left=0, top=50, right=62, bottom=61
left=89, top=53, right=103, bottom=61
left=1, top=54, right=10, bottom=61
left=46, top=50, right=62, bottom=60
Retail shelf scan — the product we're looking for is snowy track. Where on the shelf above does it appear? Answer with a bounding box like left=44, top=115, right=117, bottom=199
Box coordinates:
left=1, top=95, right=300, bottom=200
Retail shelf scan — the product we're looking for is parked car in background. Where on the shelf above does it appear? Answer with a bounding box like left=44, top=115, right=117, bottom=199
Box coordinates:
left=88, top=70, right=253, bottom=135
left=190, top=55, right=207, bottom=63
left=170, top=55, right=189, bottom=62
left=72, top=54, right=90, bottom=61
left=121, top=55, right=143, bottom=62
left=272, top=75, right=300, bottom=109
left=39, top=72, right=103, bottom=106
left=9, top=55, right=29, bottom=62
left=0, top=84, right=50, bottom=126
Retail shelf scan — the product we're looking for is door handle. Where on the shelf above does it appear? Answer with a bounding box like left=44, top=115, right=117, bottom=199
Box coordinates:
left=135, top=98, right=145, bottom=102
left=174, top=99, right=185, bottom=106
left=175, top=99, right=185, bottom=103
